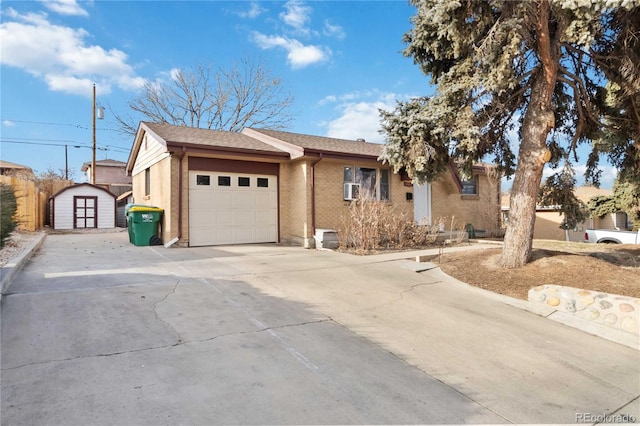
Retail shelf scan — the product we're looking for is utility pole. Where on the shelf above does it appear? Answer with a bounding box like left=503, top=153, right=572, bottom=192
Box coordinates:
left=91, top=83, right=96, bottom=185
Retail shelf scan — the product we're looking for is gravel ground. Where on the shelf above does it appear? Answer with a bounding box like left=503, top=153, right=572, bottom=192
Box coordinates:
left=0, top=231, right=42, bottom=267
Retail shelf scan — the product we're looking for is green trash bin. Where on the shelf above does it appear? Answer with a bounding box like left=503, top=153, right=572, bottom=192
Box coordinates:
left=127, top=206, right=163, bottom=246
left=125, top=204, right=149, bottom=244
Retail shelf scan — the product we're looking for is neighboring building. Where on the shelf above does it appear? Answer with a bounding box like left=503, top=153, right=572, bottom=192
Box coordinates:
left=49, top=183, right=116, bottom=230
left=126, top=122, right=501, bottom=247
left=0, top=160, right=35, bottom=179
left=501, top=186, right=630, bottom=242
left=81, top=159, right=132, bottom=197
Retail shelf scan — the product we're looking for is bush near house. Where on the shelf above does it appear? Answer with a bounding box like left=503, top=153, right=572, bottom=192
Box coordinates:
left=1, top=183, right=18, bottom=248
left=338, top=198, right=464, bottom=253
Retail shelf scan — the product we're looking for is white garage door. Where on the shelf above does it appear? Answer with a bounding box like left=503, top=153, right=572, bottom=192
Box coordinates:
left=189, top=171, right=277, bottom=246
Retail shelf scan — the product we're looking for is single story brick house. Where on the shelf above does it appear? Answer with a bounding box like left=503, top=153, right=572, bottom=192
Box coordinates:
left=126, top=122, right=501, bottom=247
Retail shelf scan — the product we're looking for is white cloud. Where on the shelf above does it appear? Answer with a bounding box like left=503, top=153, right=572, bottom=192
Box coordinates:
left=44, top=74, right=98, bottom=96
left=324, top=92, right=400, bottom=143
left=0, top=9, right=145, bottom=96
left=542, top=163, right=618, bottom=190
left=252, top=33, right=329, bottom=69
left=3, top=120, right=16, bottom=127
left=280, top=0, right=312, bottom=35
left=238, top=2, right=265, bottom=19
left=38, top=0, right=88, bottom=17
left=323, top=20, right=345, bottom=40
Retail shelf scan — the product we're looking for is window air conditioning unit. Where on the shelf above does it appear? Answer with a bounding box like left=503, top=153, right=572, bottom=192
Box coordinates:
left=343, top=183, right=360, bottom=200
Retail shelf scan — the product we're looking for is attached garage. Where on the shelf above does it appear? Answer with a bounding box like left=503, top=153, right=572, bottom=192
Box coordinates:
left=189, top=171, right=277, bottom=246
left=49, top=183, right=116, bottom=230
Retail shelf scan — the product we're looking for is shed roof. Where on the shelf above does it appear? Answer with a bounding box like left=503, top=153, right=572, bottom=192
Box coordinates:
left=49, top=183, right=116, bottom=200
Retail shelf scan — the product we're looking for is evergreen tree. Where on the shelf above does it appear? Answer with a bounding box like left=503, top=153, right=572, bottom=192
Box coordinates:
left=380, top=0, right=639, bottom=267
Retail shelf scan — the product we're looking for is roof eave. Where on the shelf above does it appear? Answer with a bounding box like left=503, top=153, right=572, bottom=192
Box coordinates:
left=302, top=148, right=382, bottom=163
left=166, top=141, right=290, bottom=160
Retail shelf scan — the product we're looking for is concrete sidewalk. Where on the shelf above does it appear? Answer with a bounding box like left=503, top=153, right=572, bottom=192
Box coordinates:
left=1, top=231, right=639, bottom=424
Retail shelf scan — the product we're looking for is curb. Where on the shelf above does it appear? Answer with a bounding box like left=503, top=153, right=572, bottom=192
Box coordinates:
left=418, top=266, right=639, bottom=351
left=0, top=232, right=46, bottom=297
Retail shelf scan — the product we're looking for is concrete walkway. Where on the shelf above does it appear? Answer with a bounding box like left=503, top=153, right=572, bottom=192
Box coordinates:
left=1, top=231, right=639, bottom=424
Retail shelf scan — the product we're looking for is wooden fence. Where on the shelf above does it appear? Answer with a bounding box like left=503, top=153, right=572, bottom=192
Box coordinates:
left=0, top=176, right=72, bottom=231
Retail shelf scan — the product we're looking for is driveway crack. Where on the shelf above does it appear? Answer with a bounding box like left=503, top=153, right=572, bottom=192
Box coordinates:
left=359, top=281, right=441, bottom=312
left=1, top=319, right=332, bottom=372
left=152, top=279, right=183, bottom=344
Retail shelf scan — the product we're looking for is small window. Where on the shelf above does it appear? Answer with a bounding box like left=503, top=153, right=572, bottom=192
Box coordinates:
left=380, top=169, right=390, bottom=201
left=196, top=175, right=210, bottom=186
left=344, top=167, right=353, bottom=183
left=257, top=178, right=269, bottom=188
left=238, top=177, right=250, bottom=187
left=145, top=168, right=150, bottom=196
left=461, top=176, right=478, bottom=195
left=218, top=176, right=231, bottom=186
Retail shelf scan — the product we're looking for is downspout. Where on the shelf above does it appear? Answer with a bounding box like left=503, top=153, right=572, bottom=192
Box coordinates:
left=165, top=146, right=186, bottom=248
left=310, top=154, right=323, bottom=243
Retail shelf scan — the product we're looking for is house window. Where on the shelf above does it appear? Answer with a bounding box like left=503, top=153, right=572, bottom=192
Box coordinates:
left=218, top=176, right=231, bottom=186
left=343, top=166, right=390, bottom=201
left=257, top=178, right=269, bottom=188
left=196, top=175, right=210, bottom=186
left=461, top=176, right=478, bottom=195
left=238, top=177, right=250, bottom=187
left=145, top=168, right=150, bottom=196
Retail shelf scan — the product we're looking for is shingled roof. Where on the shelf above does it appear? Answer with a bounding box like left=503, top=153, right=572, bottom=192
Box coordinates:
left=143, top=122, right=288, bottom=154
left=243, top=128, right=384, bottom=159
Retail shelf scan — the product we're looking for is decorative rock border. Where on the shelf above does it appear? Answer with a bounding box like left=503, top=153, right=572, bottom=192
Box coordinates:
left=528, top=285, right=639, bottom=336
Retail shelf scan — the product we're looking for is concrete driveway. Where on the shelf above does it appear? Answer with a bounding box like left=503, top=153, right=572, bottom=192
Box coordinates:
left=1, top=231, right=638, bottom=425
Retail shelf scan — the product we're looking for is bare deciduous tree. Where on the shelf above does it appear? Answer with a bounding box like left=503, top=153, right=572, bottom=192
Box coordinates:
left=114, top=57, right=294, bottom=135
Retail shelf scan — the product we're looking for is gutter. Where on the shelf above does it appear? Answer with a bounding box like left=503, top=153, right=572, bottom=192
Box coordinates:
left=310, top=154, right=323, bottom=240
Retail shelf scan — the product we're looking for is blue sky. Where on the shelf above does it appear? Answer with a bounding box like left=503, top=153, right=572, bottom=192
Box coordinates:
left=0, top=0, right=618, bottom=189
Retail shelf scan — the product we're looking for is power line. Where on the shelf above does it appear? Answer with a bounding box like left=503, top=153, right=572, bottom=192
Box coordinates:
left=3, top=119, right=119, bottom=132
left=0, top=139, right=130, bottom=153
left=1, top=137, right=78, bottom=143
left=3, top=119, right=85, bottom=129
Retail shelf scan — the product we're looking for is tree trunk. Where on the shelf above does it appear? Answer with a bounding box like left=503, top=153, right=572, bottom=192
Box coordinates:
left=499, top=0, right=557, bottom=268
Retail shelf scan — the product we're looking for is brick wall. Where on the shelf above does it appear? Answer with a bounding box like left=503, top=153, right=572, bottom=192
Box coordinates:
left=280, top=159, right=312, bottom=246
left=430, top=170, right=501, bottom=234
left=131, top=156, right=173, bottom=242
left=312, top=159, right=414, bottom=235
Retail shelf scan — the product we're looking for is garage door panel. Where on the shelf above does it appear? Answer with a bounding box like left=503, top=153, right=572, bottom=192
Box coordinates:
left=255, top=227, right=275, bottom=241
left=189, top=171, right=277, bottom=246
left=190, top=192, right=213, bottom=210
left=216, top=210, right=234, bottom=226
left=217, top=192, right=233, bottom=208
left=190, top=213, right=213, bottom=227
left=234, top=210, right=254, bottom=226
left=254, top=192, right=272, bottom=207
left=255, top=210, right=275, bottom=225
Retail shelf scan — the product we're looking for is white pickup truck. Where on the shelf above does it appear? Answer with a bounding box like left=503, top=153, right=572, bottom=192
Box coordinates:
left=584, top=229, right=640, bottom=244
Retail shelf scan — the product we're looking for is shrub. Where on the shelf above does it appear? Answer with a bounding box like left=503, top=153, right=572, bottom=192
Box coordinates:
left=0, top=183, right=18, bottom=248
left=338, top=198, right=448, bottom=253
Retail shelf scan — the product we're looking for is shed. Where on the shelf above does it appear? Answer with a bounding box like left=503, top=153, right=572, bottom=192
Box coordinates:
left=49, top=183, right=116, bottom=230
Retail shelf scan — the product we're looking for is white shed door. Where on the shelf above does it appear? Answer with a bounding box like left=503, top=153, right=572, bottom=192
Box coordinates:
left=189, top=171, right=277, bottom=246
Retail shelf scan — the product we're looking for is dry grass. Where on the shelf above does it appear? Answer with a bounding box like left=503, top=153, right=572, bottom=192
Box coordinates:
left=438, top=241, right=640, bottom=300
left=337, top=198, right=465, bottom=254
